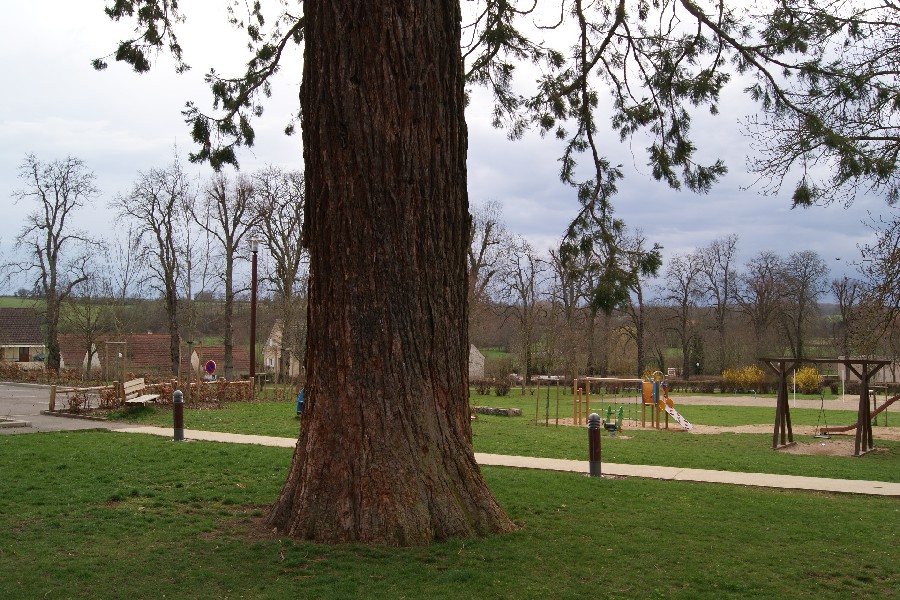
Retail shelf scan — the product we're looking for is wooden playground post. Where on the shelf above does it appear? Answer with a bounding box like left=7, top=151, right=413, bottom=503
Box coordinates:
left=576, top=383, right=583, bottom=426
left=572, top=379, right=578, bottom=426
left=764, top=356, right=889, bottom=455
left=842, top=358, right=889, bottom=456
left=761, top=357, right=802, bottom=449
left=585, top=381, right=590, bottom=424
left=555, top=381, right=560, bottom=427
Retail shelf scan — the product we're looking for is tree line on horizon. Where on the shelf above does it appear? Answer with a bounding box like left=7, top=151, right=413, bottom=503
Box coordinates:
left=468, top=201, right=900, bottom=381
left=6, top=159, right=898, bottom=387
left=3, top=154, right=306, bottom=381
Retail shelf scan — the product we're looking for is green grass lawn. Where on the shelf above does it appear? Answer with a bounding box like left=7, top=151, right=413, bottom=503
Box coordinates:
left=473, top=416, right=900, bottom=482
left=0, top=431, right=897, bottom=599
left=479, top=347, right=515, bottom=360
left=473, top=390, right=873, bottom=430
left=107, top=397, right=900, bottom=483
left=108, top=401, right=301, bottom=438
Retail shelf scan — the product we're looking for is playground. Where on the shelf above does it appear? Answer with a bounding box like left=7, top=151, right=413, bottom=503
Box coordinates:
left=522, top=363, right=900, bottom=460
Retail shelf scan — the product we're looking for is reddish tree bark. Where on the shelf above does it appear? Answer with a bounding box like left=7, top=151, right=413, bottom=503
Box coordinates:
left=265, top=1, right=516, bottom=544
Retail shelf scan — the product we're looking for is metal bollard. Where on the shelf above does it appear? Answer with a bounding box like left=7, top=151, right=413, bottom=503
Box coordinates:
left=173, top=389, right=184, bottom=441
left=588, top=412, right=601, bottom=477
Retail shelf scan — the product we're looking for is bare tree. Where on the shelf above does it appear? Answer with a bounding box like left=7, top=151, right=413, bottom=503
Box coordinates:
left=548, top=244, right=590, bottom=380
left=563, top=208, right=662, bottom=378
left=616, top=231, right=662, bottom=377
left=253, top=166, right=306, bottom=383
left=500, top=238, right=546, bottom=382
left=779, top=250, right=829, bottom=360
left=661, top=252, right=703, bottom=378
left=860, top=210, right=900, bottom=318
left=7, top=154, right=99, bottom=370
left=179, top=196, right=211, bottom=377
left=697, top=235, right=739, bottom=373
left=106, top=225, right=146, bottom=335
left=112, top=158, right=193, bottom=375
left=61, top=264, right=110, bottom=378
left=734, top=251, right=786, bottom=359
left=468, top=200, right=511, bottom=342
left=191, top=172, right=260, bottom=378
left=832, top=276, right=863, bottom=359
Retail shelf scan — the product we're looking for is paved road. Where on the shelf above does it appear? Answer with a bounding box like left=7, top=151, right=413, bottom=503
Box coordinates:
left=0, top=383, right=138, bottom=435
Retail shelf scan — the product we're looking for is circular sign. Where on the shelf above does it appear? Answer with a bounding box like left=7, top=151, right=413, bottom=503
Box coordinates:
left=205, top=360, right=216, bottom=375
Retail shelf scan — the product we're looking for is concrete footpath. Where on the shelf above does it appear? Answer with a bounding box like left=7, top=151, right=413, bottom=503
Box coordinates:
left=111, top=426, right=900, bottom=497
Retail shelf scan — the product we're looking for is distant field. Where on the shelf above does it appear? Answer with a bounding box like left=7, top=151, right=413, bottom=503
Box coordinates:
left=0, top=296, right=43, bottom=309
left=480, top=347, right=514, bottom=360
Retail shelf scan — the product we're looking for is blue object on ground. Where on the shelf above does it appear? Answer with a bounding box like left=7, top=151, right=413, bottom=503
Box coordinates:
left=296, top=389, right=304, bottom=415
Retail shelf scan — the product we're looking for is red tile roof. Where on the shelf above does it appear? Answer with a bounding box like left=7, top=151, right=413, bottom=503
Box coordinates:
left=194, top=345, right=251, bottom=372
left=67, top=333, right=188, bottom=374
left=57, top=334, right=92, bottom=370
left=56, top=334, right=252, bottom=376
left=0, top=308, right=43, bottom=345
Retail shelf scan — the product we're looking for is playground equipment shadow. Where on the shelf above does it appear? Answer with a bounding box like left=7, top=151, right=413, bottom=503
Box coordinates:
left=111, top=425, right=900, bottom=497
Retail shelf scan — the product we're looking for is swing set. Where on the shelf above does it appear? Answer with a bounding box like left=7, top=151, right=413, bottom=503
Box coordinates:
left=571, top=377, right=643, bottom=427
left=761, top=357, right=896, bottom=456
left=570, top=373, right=693, bottom=432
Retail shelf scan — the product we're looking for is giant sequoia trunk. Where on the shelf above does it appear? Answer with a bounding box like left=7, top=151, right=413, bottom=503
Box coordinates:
left=265, top=1, right=516, bottom=544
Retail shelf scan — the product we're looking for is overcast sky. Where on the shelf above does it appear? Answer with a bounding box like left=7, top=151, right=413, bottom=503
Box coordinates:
left=1, top=2, right=888, bottom=296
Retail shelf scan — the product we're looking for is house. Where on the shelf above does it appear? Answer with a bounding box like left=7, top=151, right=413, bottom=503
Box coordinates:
left=469, top=345, right=485, bottom=380
left=263, top=320, right=303, bottom=380
left=0, top=308, right=45, bottom=370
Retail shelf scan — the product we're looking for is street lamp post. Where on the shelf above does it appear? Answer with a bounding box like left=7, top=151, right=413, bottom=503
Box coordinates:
left=250, top=238, right=259, bottom=390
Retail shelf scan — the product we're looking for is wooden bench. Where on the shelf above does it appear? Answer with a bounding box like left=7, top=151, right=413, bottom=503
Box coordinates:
left=123, top=378, right=160, bottom=406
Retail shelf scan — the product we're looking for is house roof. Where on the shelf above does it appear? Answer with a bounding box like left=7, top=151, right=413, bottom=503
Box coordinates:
left=56, top=334, right=254, bottom=374
left=57, top=334, right=91, bottom=368
left=68, top=333, right=188, bottom=373
left=194, top=345, right=251, bottom=371
left=0, top=308, right=43, bottom=345
left=265, top=320, right=284, bottom=347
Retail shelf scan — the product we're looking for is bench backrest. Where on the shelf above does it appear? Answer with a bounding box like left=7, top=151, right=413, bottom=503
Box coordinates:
left=123, top=378, right=146, bottom=398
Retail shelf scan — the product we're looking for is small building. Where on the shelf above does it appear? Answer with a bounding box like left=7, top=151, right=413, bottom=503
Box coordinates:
left=469, top=345, right=485, bottom=380
left=0, top=308, right=45, bottom=370
left=263, top=320, right=303, bottom=380
left=836, top=356, right=899, bottom=385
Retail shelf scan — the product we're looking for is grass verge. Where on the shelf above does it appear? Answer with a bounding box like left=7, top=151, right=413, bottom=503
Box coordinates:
left=0, top=431, right=897, bottom=599
left=104, top=400, right=899, bottom=482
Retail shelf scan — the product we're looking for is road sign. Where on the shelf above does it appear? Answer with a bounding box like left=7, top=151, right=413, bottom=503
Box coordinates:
left=205, top=360, right=216, bottom=375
